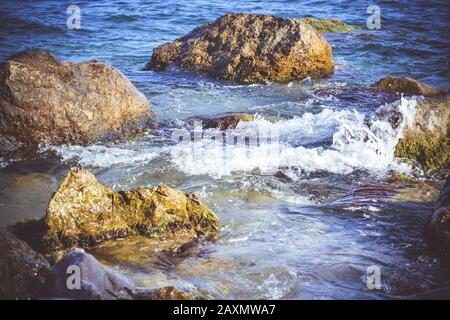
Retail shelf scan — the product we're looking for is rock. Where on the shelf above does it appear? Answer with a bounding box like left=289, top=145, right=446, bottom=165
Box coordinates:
left=424, top=176, right=450, bottom=264
left=134, top=286, right=201, bottom=300
left=394, top=98, right=450, bottom=173
left=300, top=17, right=358, bottom=32
left=45, top=248, right=134, bottom=299
left=7, top=218, right=48, bottom=254
left=147, top=13, right=333, bottom=84
left=314, top=85, right=399, bottom=109
left=90, top=235, right=202, bottom=272
left=43, top=168, right=220, bottom=252
left=0, top=49, right=156, bottom=158
left=0, top=229, right=50, bottom=299
left=372, top=77, right=445, bottom=96
left=188, top=113, right=254, bottom=130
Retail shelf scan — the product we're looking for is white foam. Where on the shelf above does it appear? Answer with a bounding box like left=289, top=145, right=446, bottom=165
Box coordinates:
left=168, top=97, right=417, bottom=178
left=0, top=157, right=6, bottom=169
left=47, top=144, right=158, bottom=168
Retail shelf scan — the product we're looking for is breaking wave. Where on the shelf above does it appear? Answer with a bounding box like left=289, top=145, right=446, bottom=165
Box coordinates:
left=168, top=97, right=417, bottom=178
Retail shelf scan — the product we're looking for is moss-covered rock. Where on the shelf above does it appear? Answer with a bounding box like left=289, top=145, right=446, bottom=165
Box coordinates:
left=394, top=98, right=450, bottom=174
left=300, top=17, right=358, bottom=32
left=43, top=168, right=220, bottom=252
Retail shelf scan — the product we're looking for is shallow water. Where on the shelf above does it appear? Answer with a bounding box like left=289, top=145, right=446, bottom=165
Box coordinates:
left=1, top=0, right=450, bottom=299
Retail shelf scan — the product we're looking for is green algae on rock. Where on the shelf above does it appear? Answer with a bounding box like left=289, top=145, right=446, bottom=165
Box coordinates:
left=394, top=98, right=450, bottom=174
left=300, top=17, right=358, bottom=32
left=42, top=168, right=220, bottom=252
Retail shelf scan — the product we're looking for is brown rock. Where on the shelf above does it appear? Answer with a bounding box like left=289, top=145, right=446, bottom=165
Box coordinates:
left=43, top=168, right=220, bottom=252
left=134, top=286, right=201, bottom=300
left=0, top=49, right=156, bottom=158
left=0, top=229, right=50, bottom=299
left=187, top=113, right=254, bottom=130
left=372, top=77, right=443, bottom=96
left=147, top=13, right=333, bottom=84
left=424, top=176, right=450, bottom=264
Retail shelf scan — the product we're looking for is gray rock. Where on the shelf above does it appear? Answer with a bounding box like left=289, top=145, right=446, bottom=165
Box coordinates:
left=45, top=248, right=135, bottom=300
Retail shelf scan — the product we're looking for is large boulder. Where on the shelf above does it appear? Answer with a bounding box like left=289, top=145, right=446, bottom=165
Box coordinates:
left=0, top=49, right=156, bottom=158
left=42, top=168, right=220, bottom=252
left=372, top=77, right=445, bottom=96
left=0, top=229, right=50, bottom=299
left=147, top=13, right=333, bottom=84
left=394, top=98, right=449, bottom=173
left=45, top=248, right=134, bottom=300
left=424, top=176, right=450, bottom=264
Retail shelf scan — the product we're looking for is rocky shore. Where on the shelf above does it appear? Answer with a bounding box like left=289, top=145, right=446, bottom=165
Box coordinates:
left=0, top=12, right=449, bottom=299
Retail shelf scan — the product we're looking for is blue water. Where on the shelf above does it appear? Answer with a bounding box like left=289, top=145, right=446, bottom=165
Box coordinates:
left=1, top=0, right=449, bottom=87
left=1, top=0, right=450, bottom=299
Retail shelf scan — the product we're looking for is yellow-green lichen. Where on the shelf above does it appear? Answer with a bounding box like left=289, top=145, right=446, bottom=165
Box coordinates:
left=301, top=17, right=359, bottom=32
left=395, top=133, right=450, bottom=173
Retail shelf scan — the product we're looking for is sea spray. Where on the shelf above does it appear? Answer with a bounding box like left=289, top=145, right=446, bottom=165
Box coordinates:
left=168, top=97, right=417, bottom=178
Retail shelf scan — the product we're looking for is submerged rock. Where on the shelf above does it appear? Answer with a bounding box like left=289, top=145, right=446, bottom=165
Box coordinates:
left=0, top=49, right=156, bottom=158
left=134, top=286, right=201, bottom=300
left=394, top=98, right=449, bottom=174
left=187, top=113, right=254, bottom=130
left=43, top=168, right=220, bottom=252
left=0, top=229, right=50, bottom=299
left=46, top=248, right=134, bottom=300
left=300, top=17, right=358, bottom=32
left=372, top=77, right=445, bottom=96
left=424, top=176, right=450, bottom=264
left=147, top=13, right=333, bottom=84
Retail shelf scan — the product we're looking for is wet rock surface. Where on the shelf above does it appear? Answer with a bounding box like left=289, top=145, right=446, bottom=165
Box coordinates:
left=372, top=77, right=446, bottom=96
left=394, top=98, right=450, bottom=174
left=0, top=49, right=156, bottom=158
left=134, top=286, right=202, bottom=300
left=45, top=248, right=135, bottom=300
left=187, top=113, right=254, bottom=130
left=147, top=13, right=333, bottom=84
left=43, top=168, right=220, bottom=252
left=0, top=229, right=50, bottom=299
left=425, top=176, right=450, bottom=264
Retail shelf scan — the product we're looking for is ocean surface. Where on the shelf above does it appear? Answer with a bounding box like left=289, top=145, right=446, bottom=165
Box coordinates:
left=0, top=0, right=449, bottom=299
